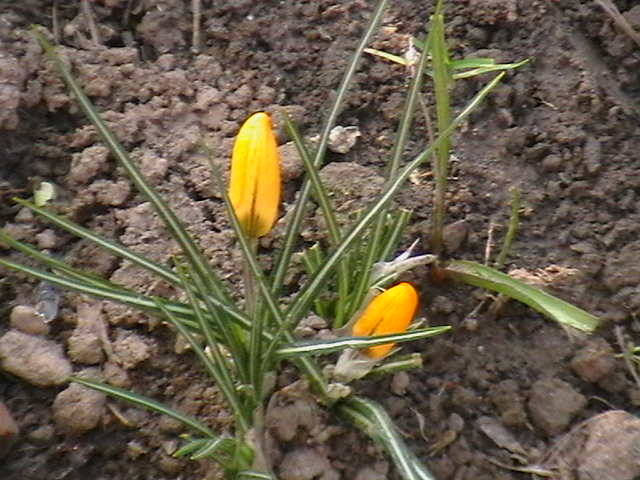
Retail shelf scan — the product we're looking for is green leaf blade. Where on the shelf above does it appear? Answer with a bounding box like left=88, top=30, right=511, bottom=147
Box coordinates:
left=444, top=260, right=600, bottom=332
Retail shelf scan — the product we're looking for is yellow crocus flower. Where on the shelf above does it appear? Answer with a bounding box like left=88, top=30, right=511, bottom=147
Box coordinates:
left=352, top=282, right=419, bottom=359
left=229, top=112, right=281, bottom=238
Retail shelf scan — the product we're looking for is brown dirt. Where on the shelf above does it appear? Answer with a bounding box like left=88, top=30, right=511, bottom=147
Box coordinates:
left=1, top=1, right=640, bottom=479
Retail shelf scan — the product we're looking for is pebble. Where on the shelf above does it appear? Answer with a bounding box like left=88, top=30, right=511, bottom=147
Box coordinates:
left=103, top=361, right=131, bottom=388
left=327, top=125, right=361, bottom=154
left=570, top=338, right=616, bottom=383
left=113, top=330, right=151, bottom=369
left=9, top=305, right=49, bottom=335
left=35, top=229, right=59, bottom=249
left=27, top=424, right=55, bottom=444
left=390, top=371, right=410, bottom=396
left=52, top=383, right=106, bottom=434
left=279, top=142, right=305, bottom=182
left=528, top=378, right=586, bottom=436
left=0, top=402, right=19, bottom=458
left=67, top=329, right=104, bottom=364
left=355, top=464, right=388, bottom=480
left=442, top=220, right=469, bottom=254
left=0, top=330, right=72, bottom=387
left=278, top=447, right=339, bottom=480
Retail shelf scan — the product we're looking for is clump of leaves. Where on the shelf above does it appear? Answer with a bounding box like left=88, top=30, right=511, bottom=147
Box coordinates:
left=0, top=1, right=599, bottom=479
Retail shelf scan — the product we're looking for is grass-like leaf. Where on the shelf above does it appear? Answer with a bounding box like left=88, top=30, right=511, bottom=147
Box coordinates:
left=444, top=260, right=601, bottom=332
left=237, top=471, right=276, bottom=480
left=70, top=376, right=215, bottom=437
left=275, top=326, right=451, bottom=358
left=11, top=198, right=183, bottom=288
left=33, top=27, right=231, bottom=307
left=270, top=0, right=390, bottom=295
left=337, top=396, right=436, bottom=480
left=154, top=296, right=251, bottom=432
left=0, top=255, right=255, bottom=336
left=284, top=72, right=506, bottom=330
left=284, top=116, right=351, bottom=326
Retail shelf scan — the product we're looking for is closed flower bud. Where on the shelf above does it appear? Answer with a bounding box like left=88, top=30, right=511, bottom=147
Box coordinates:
left=229, top=112, right=281, bottom=238
left=352, top=282, right=419, bottom=359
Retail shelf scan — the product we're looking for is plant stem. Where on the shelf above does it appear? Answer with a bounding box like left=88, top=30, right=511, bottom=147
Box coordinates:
left=429, top=4, right=452, bottom=259
left=494, top=187, right=520, bottom=269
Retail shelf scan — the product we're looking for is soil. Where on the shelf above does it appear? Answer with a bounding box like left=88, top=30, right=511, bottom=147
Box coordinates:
left=1, top=1, right=640, bottom=479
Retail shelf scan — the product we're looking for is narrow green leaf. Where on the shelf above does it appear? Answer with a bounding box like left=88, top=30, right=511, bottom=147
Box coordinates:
left=285, top=72, right=506, bottom=330
left=452, top=58, right=530, bottom=79
left=275, top=327, right=451, bottom=358
left=154, top=296, right=251, bottom=433
left=450, top=57, right=496, bottom=68
left=32, top=28, right=231, bottom=307
left=221, top=188, right=329, bottom=399
left=189, top=437, right=234, bottom=460
left=70, top=376, right=215, bottom=437
left=237, top=471, right=275, bottom=480
left=337, top=396, right=436, bottom=480
left=364, top=47, right=408, bottom=66
left=285, top=116, right=350, bottom=326
left=173, top=438, right=212, bottom=458
left=444, top=260, right=601, bottom=332
left=270, top=0, right=390, bottom=295
left=0, top=257, right=255, bottom=337
left=11, top=198, right=183, bottom=288
left=0, top=229, right=121, bottom=291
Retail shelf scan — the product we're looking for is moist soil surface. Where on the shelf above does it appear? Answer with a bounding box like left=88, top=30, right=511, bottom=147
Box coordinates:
left=2, top=1, right=640, bottom=479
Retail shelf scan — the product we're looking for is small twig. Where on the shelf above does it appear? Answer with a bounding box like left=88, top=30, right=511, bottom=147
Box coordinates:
left=615, top=325, right=640, bottom=389
left=81, top=0, right=101, bottom=47
left=123, top=0, right=135, bottom=26
left=191, top=0, right=202, bottom=54
left=52, top=0, right=61, bottom=44
left=484, top=220, right=495, bottom=266
left=594, top=0, right=640, bottom=49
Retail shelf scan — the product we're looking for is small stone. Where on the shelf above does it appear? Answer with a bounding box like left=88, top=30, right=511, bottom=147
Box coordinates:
left=355, top=463, right=388, bottom=480
left=67, top=329, right=104, bottom=364
left=35, top=229, right=59, bottom=249
left=443, top=220, right=469, bottom=254
left=14, top=207, right=34, bottom=222
left=327, top=125, right=361, bottom=154
left=448, top=413, right=465, bottom=433
left=27, top=424, right=55, bottom=444
left=0, top=402, right=19, bottom=458
left=390, top=371, right=410, bottom=396
left=113, top=330, right=151, bottom=369
left=528, top=378, right=586, bottom=436
left=575, top=410, right=640, bottom=480
left=278, top=447, right=339, bottom=480
left=157, top=454, right=183, bottom=475
left=126, top=440, right=149, bottom=459
left=103, top=361, right=131, bottom=389
left=158, top=416, right=185, bottom=434
left=10, top=305, right=49, bottom=335
left=542, top=154, right=563, bottom=172
left=52, top=383, right=106, bottom=434
left=570, top=338, right=616, bottom=383
left=0, top=330, right=72, bottom=387
left=279, top=142, right=305, bottom=182
left=603, top=240, right=640, bottom=289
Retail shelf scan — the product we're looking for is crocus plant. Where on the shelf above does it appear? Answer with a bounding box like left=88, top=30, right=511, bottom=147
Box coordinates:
left=0, top=4, right=600, bottom=479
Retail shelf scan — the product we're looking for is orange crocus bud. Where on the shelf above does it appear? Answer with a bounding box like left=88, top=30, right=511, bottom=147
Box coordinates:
left=352, top=282, right=419, bottom=359
left=229, top=112, right=281, bottom=238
